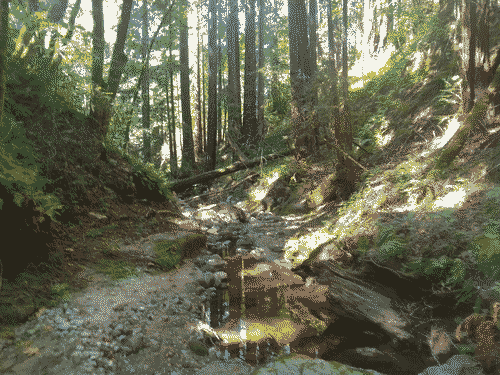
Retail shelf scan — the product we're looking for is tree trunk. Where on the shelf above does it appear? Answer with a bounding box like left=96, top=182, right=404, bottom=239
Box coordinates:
left=170, top=149, right=293, bottom=193
left=206, top=0, right=218, bottom=170
left=308, top=0, right=319, bottom=155
left=257, top=0, right=266, bottom=142
left=195, top=13, right=203, bottom=162
left=242, top=0, right=258, bottom=151
left=91, top=0, right=106, bottom=91
left=289, top=0, right=311, bottom=160
left=169, top=48, right=178, bottom=177
left=0, top=0, right=9, bottom=133
left=141, top=0, right=151, bottom=163
left=107, top=0, right=133, bottom=103
left=62, top=0, right=82, bottom=46
left=180, top=0, right=195, bottom=173
left=227, top=0, right=243, bottom=161
left=217, top=6, right=223, bottom=148
left=334, top=0, right=352, bottom=161
left=202, top=47, right=207, bottom=155
left=270, top=33, right=280, bottom=114
left=435, top=0, right=500, bottom=168
left=46, top=0, right=69, bottom=65
left=90, top=0, right=133, bottom=150
left=115, top=0, right=176, bottom=152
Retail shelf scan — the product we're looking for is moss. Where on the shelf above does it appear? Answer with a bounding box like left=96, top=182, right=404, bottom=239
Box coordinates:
left=92, top=259, right=138, bottom=281
left=189, top=342, right=208, bottom=356
left=153, top=234, right=207, bottom=270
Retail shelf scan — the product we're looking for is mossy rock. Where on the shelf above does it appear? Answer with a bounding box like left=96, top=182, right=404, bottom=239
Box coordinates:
left=251, top=353, right=381, bottom=374
left=189, top=341, right=209, bottom=356
left=153, top=234, right=207, bottom=270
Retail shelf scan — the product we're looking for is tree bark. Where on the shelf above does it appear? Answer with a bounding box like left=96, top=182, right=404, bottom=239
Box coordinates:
left=308, top=0, right=319, bottom=155
left=242, top=0, right=258, bottom=151
left=107, top=0, right=133, bottom=103
left=0, top=0, right=9, bottom=133
left=169, top=46, right=178, bottom=177
left=227, top=0, right=243, bottom=161
left=180, top=0, right=195, bottom=173
left=289, top=0, right=311, bottom=160
left=62, top=0, right=82, bottom=46
left=142, top=0, right=151, bottom=163
left=257, top=0, right=266, bottom=142
left=202, top=46, right=207, bottom=155
left=206, top=0, right=218, bottom=170
left=435, top=0, right=500, bottom=168
left=91, top=0, right=106, bottom=91
left=195, top=12, right=203, bottom=161
left=169, top=149, right=293, bottom=193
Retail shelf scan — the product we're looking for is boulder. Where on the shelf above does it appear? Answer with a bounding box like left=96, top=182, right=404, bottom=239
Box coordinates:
left=118, top=231, right=208, bottom=271
left=252, top=353, right=387, bottom=375
left=418, top=354, right=485, bottom=375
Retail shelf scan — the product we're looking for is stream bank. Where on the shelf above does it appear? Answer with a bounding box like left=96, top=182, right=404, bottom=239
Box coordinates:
left=0, top=192, right=495, bottom=375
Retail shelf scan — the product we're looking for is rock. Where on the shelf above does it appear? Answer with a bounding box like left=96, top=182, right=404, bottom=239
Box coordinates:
left=418, top=354, right=485, bottom=375
left=213, top=271, right=227, bottom=287
left=427, top=324, right=459, bottom=365
left=252, top=353, right=387, bottom=374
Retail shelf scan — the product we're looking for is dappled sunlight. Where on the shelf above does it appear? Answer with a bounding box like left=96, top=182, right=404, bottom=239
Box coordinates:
left=432, top=188, right=468, bottom=209
left=283, top=228, right=337, bottom=265
left=374, top=120, right=393, bottom=147
left=430, top=115, right=461, bottom=150
left=249, top=171, right=281, bottom=201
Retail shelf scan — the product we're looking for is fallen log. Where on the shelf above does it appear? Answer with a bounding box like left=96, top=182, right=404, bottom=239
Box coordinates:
left=168, top=149, right=294, bottom=193
left=308, top=260, right=421, bottom=342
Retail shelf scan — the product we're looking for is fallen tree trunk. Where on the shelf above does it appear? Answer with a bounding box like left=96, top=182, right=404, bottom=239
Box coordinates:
left=308, top=260, right=420, bottom=342
left=169, top=149, right=294, bottom=193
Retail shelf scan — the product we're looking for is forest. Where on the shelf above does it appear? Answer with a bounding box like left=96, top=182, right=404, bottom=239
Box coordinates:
left=1, top=0, right=500, bottom=373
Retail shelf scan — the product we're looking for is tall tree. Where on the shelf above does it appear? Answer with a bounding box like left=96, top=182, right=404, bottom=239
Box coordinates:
left=168, top=47, right=178, bottom=176
left=202, top=46, right=207, bottom=154
left=308, top=0, right=319, bottom=154
left=206, top=0, right=218, bottom=170
left=91, top=0, right=106, bottom=90
left=195, top=10, right=203, bottom=161
left=217, top=1, right=223, bottom=146
left=141, top=0, right=151, bottom=163
left=242, top=0, right=258, bottom=151
left=227, top=0, right=243, bottom=160
left=340, top=0, right=352, bottom=154
left=332, top=0, right=357, bottom=201
left=289, top=0, right=311, bottom=160
left=0, top=0, right=9, bottom=132
left=180, top=0, right=195, bottom=173
left=257, top=0, right=266, bottom=142
left=435, top=0, right=500, bottom=168
left=90, top=0, right=133, bottom=148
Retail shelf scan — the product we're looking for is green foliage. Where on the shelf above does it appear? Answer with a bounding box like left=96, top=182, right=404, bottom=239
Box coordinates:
left=374, top=224, right=410, bottom=261
left=101, top=238, right=121, bottom=255
left=0, top=113, right=63, bottom=221
left=93, top=259, right=138, bottom=281
left=467, top=221, right=500, bottom=280
left=379, top=240, right=408, bottom=260
left=104, top=142, right=174, bottom=201
left=403, top=255, right=467, bottom=289
left=50, top=283, right=73, bottom=303
left=354, top=123, right=376, bottom=155
left=269, top=80, right=291, bottom=117
left=189, top=342, right=208, bottom=356
left=85, top=224, right=118, bottom=239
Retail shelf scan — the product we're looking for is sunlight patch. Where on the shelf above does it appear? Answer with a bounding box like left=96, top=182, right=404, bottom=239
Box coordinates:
left=432, top=188, right=467, bottom=209
left=430, top=116, right=461, bottom=150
